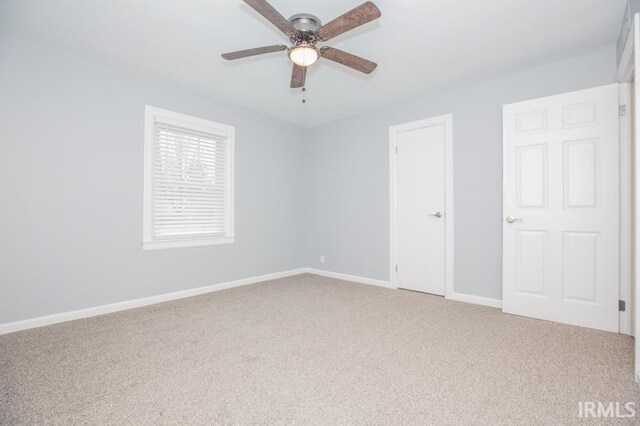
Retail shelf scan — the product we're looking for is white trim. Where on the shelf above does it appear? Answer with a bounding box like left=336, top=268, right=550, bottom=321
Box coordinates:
left=145, top=106, right=234, bottom=138
left=143, top=236, right=236, bottom=251
left=303, top=268, right=501, bottom=310
left=302, top=268, right=395, bottom=289
left=143, top=105, right=235, bottom=251
left=618, top=12, right=635, bottom=337
left=618, top=21, right=635, bottom=83
left=388, top=114, right=455, bottom=298
left=1, top=267, right=507, bottom=335
left=619, top=82, right=634, bottom=336
left=0, top=269, right=305, bottom=335
left=634, top=13, right=640, bottom=383
left=448, top=292, right=502, bottom=309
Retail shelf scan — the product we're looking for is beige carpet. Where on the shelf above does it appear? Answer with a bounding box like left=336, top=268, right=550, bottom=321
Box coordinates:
left=1, top=274, right=638, bottom=425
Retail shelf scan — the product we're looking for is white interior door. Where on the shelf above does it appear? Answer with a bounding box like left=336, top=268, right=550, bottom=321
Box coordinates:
left=503, top=84, right=619, bottom=332
left=394, top=121, right=446, bottom=295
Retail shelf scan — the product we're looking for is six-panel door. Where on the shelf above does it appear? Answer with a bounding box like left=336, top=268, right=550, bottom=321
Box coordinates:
left=503, top=84, right=619, bottom=332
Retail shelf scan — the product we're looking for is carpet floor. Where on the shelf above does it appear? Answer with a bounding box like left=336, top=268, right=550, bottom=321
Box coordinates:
left=1, top=274, right=638, bottom=425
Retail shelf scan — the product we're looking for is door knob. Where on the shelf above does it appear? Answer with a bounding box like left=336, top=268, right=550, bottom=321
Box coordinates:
left=506, top=216, right=522, bottom=224
left=430, top=211, right=443, bottom=218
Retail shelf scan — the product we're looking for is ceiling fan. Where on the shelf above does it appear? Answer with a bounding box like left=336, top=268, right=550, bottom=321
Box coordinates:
left=221, top=0, right=381, bottom=88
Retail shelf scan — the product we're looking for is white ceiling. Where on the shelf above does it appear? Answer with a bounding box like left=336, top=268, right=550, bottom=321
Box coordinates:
left=0, top=0, right=626, bottom=127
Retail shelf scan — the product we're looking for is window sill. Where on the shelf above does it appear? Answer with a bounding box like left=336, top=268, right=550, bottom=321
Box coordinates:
left=142, top=236, right=235, bottom=251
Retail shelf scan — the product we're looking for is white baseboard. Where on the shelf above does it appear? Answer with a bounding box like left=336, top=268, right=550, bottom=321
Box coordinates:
left=0, top=267, right=502, bottom=335
left=447, top=292, right=502, bottom=309
left=302, top=268, right=395, bottom=289
left=303, top=268, right=502, bottom=310
left=0, top=268, right=306, bottom=335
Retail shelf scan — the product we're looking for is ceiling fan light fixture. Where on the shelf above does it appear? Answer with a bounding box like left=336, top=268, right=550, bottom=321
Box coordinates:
left=288, top=45, right=319, bottom=67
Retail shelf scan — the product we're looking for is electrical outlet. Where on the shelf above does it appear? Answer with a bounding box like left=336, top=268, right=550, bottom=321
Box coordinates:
left=320, top=255, right=325, bottom=264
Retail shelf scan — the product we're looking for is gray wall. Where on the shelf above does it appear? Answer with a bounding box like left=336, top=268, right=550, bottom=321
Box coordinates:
left=303, top=47, right=618, bottom=300
left=0, top=35, right=306, bottom=324
left=0, top=34, right=619, bottom=324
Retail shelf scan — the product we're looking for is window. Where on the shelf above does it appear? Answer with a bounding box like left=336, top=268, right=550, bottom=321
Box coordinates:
left=143, top=106, right=234, bottom=250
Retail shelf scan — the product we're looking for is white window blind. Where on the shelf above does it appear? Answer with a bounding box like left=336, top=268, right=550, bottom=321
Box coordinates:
left=143, top=106, right=234, bottom=250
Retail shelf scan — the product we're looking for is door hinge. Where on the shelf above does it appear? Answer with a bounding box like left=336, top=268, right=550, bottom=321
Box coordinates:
left=619, top=300, right=626, bottom=312
left=395, top=146, right=398, bottom=155
left=395, top=264, right=398, bottom=273
left=619, top=105, right=627, bottom=118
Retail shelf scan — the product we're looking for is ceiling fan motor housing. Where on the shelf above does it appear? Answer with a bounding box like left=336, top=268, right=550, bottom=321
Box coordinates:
left=288, top=14, right=322, bottom=33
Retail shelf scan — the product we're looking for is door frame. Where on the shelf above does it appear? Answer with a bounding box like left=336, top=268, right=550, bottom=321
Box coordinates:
left=617, top=11, right=639, bottom=383
left=389, top=114, right=454, bottom=298
left=619, top=81, right=633, bottom=338
left=618, top=13, right=635, bottom=338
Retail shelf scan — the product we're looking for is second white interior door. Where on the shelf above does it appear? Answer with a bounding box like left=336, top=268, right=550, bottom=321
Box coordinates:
left=394, top=120, right=447, bottom=295
left=502, top=84, right=619, bottom=332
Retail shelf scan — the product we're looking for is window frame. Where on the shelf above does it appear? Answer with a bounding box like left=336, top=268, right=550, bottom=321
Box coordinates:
left=143, top=105, right=235, bottom=250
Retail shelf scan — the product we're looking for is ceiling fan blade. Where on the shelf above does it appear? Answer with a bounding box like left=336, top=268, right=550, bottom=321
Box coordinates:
left=316, top=1, right=381, bottom=41
left=290, top=64, right=306, bottom=88
left=221, top=45, right=287, bottom=60
left=243, top=0, right=297, bottom=35
left=320, top=47, right=377, bottom=74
